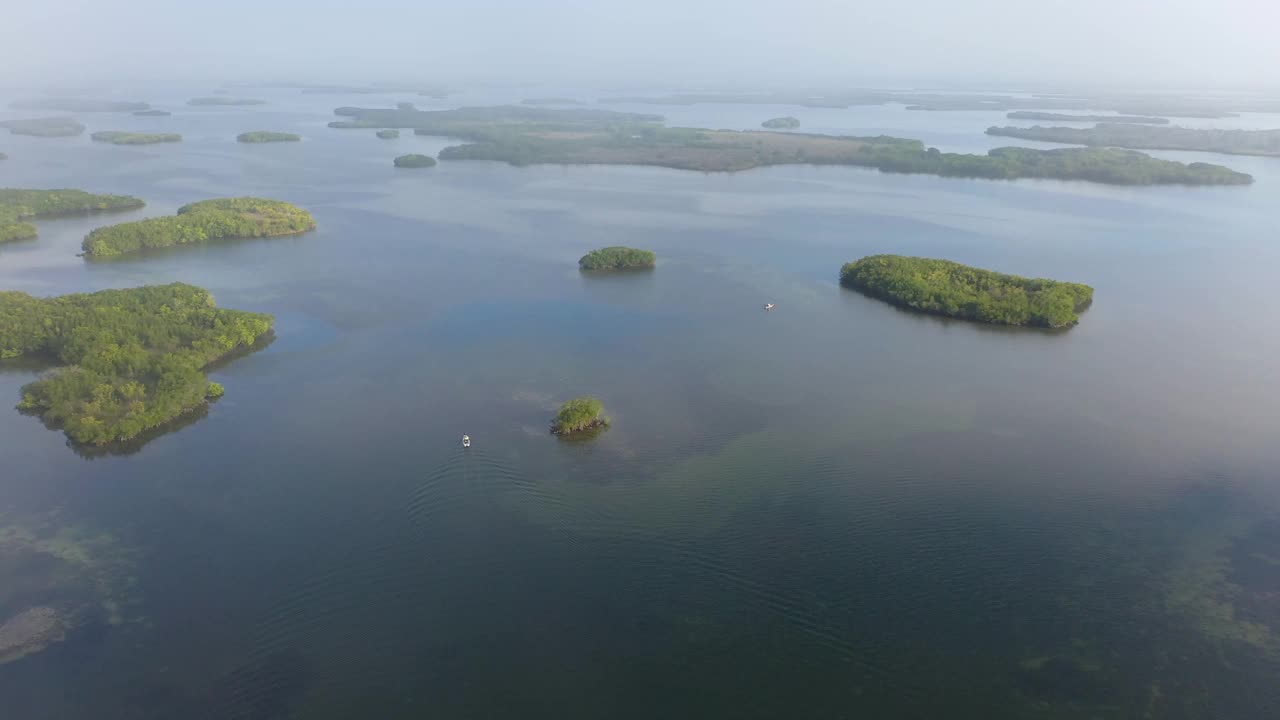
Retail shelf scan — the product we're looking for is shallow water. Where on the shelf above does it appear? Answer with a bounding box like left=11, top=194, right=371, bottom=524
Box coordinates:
left=1, top=87, right=1278, bottom=718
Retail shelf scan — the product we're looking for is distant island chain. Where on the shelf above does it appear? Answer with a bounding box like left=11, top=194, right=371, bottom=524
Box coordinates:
left=326, top=105, right=1253, bottom=185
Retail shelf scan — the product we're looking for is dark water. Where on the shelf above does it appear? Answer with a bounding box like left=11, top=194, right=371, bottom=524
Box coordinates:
left=1, top=88, right=1279, bottom=719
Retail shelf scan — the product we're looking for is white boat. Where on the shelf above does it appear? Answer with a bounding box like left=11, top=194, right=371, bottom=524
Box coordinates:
left=764, top=303, right=775, bottom=310
left=462, top=434, right=471, bottom=448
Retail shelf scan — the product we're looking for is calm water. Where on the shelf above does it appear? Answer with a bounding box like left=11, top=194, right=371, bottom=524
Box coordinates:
left=1, top=88, right=1279, bottom=719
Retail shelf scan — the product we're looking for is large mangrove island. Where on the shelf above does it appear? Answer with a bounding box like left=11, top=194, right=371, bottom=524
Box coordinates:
left=579, top=246, right=656, bottom=271
left=237, top=131, right=301, bottom=143
left=840, top=255, right=1094, bottom=328
left=81, top=197, right=315, bottom=257
left=90, top=131, right=182, bottom=145
left=326, top=105, right=1252, bottom=185
left=1, top=189, right=144, bottom=244
left=987, top=124, right=1280, bottom=157
left=1006, top=112, right=1169, bottom=125
left=0, top=117, right=85, bottom=137
left=188, top=97, right=267, bottom=107
left=551, top=396, right=610, bottom=436
left=1, top=283, right=272, bottom=446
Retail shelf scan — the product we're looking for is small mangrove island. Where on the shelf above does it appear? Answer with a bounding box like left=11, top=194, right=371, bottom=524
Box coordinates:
left=551, top=396, right=609, bottom=435
left=90, top=131, right=182, bottom=145
left=133, top=109, right=171, bottom=117
left=188, top=97, right=267, bottom=106
left=0, top=117, right=85, bottom=137
left=579, top=246, right=656, bottom=271
left=237, top=131, right=301, bottom=143
left=9, top=99, right=149, bottom=113
left=762, top=116, right=801, bottom=129
left=2, top=283, right=272, bottom=446
left=376, top=129, right=400, bottom=139
left=81, top=197, right=315, bottom=257
left=1006, top=111, right=1169, bottom=125
left=327, top=105, right=1251, bottom=184
left=987, top=124, right=1280, bottom=157
left=840, top=255, right=1094, bottom=328
left=393, top=154, right=436, bottom=168
left=1, top=189, right=144, bottom=244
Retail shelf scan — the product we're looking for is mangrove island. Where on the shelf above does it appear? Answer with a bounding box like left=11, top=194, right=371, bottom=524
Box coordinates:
left=1006, top=111, right=1169, bottom=125
left=325, top=105, right=1252, bottom=184
left=2, top=283, right=271, bottom=446
left=840, top=255, right=1094, bottom=329
left=1, top=189, right=144, bottom=244
left=81, top=197, right=315, bottom=257
left=987, top=124, right=1280, bottom=157
left=133, top=109, right=172, bottom=117
left=236, top=131, right=301, bottom=143
left=377, top=129, right=400, bottom=139
left=9, top=99, right=149, bottom=113
left=393, top=154, right=436, bottom=168
left=579, top=246, right=656, bottom=271
left=90, top=131, right=182, bottom=145
left=762, top=116, right=801, bottom=129
left=0, top=117, right=85, bottom=137
left=188, top=97, right=267, bottom=106
left=551, top=396, right=610, bottom=436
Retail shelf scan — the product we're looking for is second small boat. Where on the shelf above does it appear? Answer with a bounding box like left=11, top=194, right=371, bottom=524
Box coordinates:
left=462, top=434, right=471, bottom=448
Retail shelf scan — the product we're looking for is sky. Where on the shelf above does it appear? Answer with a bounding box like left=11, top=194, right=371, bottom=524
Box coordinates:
left=3, top=0, right=1279, bottom=91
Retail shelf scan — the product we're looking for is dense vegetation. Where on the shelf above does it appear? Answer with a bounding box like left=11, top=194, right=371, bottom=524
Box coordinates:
left=81, top=197, right=315, bottom=257
left=840, top=255, right=1094, bottom=328
left=133, top=110, right=171, bottom=117
left=0, top=189, right=144, bottom=244
left=326, top=106, right=1249, bottom=184
left=762, top=116, right=801, bottom=129
left=90, top=131, right=182, bottom=145
left=393, top=154, right=436, bottom=168
left=858, top=145, right=1252, bottom=185
left=1, top=283, right=271, bottom=446
left=0, top=117, right=85, bottom=137
left=0, top=153, right=6, bottom=161
left=522, top=98, right=582, bottom=105
left=236, top=131, right=301, bottom=143
left=376, top=129, right=400, bottom=139
left=1007, top=112, right=1168, bottom=125
left=987, top=124, right=1280, bottom=157
left=9, top=99, right=149, bottom=112
left=579, top=246, right=656, bottom=271
left=188, top=97, right=267, bottom=106
left=396, top=102, right=416, bottom=111
left=551, top=396, right=609, bottom=435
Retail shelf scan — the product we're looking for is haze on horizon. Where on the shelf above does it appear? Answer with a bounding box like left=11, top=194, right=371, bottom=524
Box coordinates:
left=3, top=0, right=1279, bottom=92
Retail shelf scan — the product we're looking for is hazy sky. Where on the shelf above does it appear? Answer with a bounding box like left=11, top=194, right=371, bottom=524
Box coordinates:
left=4, top=0, right=1279, bottom=90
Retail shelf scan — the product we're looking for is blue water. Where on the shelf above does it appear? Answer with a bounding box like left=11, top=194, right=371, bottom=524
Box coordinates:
left=0, top=87, right=1278, bottom=718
